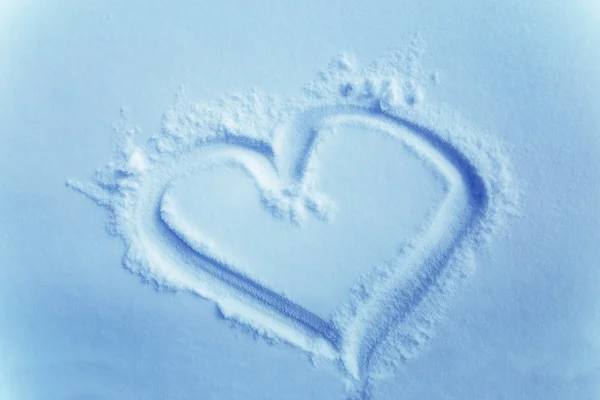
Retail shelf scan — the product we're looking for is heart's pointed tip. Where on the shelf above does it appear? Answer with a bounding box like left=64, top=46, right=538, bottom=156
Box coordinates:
left=343, top=375, right=370, bottom=400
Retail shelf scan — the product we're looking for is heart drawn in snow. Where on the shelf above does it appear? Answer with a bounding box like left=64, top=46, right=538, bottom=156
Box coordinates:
left=67, top=54, right=514, bottom=396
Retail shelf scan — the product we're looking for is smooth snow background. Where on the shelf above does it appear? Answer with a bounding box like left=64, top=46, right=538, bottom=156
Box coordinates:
left=1, top=1, right=599, bottom=399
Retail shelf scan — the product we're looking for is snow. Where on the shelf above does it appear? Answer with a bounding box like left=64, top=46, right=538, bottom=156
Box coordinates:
left=1, top=1, right=599, bottom=399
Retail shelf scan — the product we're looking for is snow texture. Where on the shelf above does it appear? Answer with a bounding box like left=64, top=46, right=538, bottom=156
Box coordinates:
left=3, top=2, right=600, bottom=399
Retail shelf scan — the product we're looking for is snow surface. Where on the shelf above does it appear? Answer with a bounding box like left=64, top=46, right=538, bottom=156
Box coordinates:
left=1, top=1, right=600, bottom=399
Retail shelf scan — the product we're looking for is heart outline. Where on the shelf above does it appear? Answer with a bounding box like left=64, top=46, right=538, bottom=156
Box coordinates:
left=67, top=52, right=518, bottom=397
